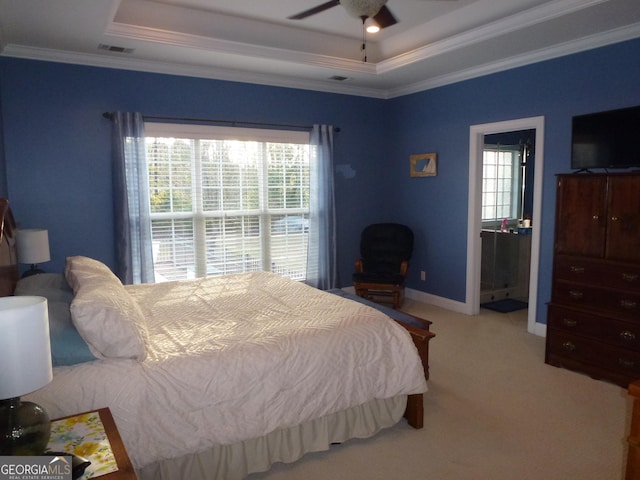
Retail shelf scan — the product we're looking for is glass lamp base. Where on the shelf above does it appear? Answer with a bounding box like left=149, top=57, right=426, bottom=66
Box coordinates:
left=0, top=397, right=51, bottom=455
left=21, top=265, right=46, bottom=278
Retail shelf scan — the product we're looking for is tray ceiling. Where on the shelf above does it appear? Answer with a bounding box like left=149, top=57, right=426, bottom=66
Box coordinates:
left=1, top=0, right=639, bottom=98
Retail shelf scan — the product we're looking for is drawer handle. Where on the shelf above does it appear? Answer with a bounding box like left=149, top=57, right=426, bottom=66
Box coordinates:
left=619, top=358, right=635, bottom=368
left=620, top=330, right=637, bottom=342
left=562, top=341, right=576, bottom=352
left=569, top=265, right=585, bottom=274
left=622, top=273, right=639, bottom=283
left=620, top=299, right=638, bottom=310
left=562, top=318, right=578, bottom=328
left=569, top=290, right=584, bottom=300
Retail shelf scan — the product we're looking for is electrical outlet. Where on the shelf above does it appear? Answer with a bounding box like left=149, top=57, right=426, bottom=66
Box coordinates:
left=420, top=271, right=426, bottom=281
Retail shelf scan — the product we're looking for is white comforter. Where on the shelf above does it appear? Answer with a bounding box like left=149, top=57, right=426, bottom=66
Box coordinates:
left=27, top=272, right=427, bottom=469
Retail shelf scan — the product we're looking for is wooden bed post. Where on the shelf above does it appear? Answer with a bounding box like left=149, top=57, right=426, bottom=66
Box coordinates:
left=405, top=394, right=424, bottom=429
left=396, top=318, right=435, bottom=429
left=0, top=199, right=19, bottom=297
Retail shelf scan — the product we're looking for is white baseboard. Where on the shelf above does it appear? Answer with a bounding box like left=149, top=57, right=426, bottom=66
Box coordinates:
left=532, top=321, right=547, bottom=337
left=405, top=287, right=547, bottom=337
left=405, top=287, right=470, bottom=314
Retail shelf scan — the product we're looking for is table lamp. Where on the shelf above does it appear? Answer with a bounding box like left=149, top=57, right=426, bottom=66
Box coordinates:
left=0, top=296, right=53, bottom=455
left=16, top=229, right=51, bottom=277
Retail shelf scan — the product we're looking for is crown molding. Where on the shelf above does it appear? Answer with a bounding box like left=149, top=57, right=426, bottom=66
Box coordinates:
left=106, top=22, right=377, bottom=75
left=0, top=44, right=388, bottom=99
left=2, top=21, right=639, bottom=100
left=108, top=0, right=608, bottom=76
left=387, top=22, right=640, bottom=98
left=377, top=0, right=608, bottom=74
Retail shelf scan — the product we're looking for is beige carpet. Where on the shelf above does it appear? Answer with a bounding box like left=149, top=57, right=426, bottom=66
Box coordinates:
left=249, top=300, right=631, bottom=480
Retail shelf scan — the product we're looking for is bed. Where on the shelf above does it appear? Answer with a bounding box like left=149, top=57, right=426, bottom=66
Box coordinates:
left=0, top=200, right=434, bottom=480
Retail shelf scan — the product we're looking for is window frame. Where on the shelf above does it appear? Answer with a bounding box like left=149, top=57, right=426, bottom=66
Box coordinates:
left=144, top=122, right=311, bottom=282
left=481, top=144, right=522, bottom=228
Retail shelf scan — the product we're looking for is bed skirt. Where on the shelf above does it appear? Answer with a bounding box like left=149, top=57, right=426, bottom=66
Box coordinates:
left=138, top=395, right=408, bottom=480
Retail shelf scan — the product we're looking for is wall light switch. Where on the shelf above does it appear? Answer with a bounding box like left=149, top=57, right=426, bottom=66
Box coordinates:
left=420, top=271, right=426, bottom=281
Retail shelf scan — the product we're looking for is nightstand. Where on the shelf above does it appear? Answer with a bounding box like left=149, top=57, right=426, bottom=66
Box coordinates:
left=49, top=407, right=137, bottom=480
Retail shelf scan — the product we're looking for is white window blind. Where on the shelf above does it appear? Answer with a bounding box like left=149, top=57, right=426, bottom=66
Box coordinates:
left=145, top=123, right=310, bottom=282
left=482, top=146, right=521, bottom=223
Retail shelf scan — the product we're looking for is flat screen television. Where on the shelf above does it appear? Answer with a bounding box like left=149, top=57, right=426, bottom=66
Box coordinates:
left=571, top=105, right=640, bottom=170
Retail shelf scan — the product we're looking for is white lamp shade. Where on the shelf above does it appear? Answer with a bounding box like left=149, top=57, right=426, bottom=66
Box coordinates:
left=0, top=296, right=52, bottom=399
left=16, top=229, right=51, bottom=265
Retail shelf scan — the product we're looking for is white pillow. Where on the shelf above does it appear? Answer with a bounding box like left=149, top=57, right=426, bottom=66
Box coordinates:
left=65, top=255, right=121, bottom=291
left=65, top=256, right=148, bottom=360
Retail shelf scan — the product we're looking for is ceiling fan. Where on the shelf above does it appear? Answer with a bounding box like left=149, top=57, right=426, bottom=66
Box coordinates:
left=288, top=0, right=398, bottom=30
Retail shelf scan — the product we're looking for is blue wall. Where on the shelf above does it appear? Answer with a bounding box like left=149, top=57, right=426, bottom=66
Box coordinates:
left=1, top=37, right=640, bottom=326
left=385, top=38, right=640, bottom=321
left=0, top=60, right=391, bottom=285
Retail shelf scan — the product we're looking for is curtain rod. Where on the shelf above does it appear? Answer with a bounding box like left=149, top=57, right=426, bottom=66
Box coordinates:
left=102, top=112, right=340, bottom=132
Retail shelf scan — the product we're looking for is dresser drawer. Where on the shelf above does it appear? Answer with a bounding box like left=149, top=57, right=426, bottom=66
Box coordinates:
left=553, top=281, right=640, bottom=319
left=547, top=304, right=601, bottom=336
left=548, top=304, right=640, bottom=352
left=547, top=329, right=640, bottom=377
left=555, top=255, right=640, bottom=292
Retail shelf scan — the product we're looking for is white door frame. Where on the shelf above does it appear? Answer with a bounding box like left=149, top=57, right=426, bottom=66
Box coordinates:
left=466, top=116, right=545, bottom=336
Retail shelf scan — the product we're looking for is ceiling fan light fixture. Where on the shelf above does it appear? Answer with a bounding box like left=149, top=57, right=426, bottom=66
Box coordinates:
left=340, top=0, right=387, bottom=19
left=364, top=17, right=380, bottom=33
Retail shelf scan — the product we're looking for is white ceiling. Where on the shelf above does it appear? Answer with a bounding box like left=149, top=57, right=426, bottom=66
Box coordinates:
left=1, top=0, right=639, bottom=98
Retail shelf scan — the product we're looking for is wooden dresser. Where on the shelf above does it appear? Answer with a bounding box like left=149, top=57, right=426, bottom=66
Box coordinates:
left=546, top=172, right=640, bottom=387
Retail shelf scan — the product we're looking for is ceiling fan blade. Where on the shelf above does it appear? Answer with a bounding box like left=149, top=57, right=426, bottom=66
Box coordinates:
left=372, top=5, right=397, bottom=29
left=288, top=0, right=340, bottom=20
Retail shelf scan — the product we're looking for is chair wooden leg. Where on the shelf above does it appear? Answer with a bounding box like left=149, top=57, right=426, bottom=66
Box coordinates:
left=354, top=283, right=407, bottom=309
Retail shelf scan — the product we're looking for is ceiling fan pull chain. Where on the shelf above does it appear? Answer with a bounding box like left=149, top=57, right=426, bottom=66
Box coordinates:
left=361, top=17, right=368, bottom=62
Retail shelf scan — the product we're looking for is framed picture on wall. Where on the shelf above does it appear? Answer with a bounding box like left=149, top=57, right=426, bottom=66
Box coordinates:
left=410, top=153, right=437, bottom=177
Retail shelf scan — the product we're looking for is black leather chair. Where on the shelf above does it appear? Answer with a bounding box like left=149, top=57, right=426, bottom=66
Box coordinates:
left=353, top=223, right=414, bottom=309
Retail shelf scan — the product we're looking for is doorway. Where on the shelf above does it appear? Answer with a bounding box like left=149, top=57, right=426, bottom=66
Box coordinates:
left=480, top=130, right=534, bottom=305
left=466, top=116, right=545, bottom=336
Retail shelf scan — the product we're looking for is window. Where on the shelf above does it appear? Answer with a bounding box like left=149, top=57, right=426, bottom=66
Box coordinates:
left=145, top=123, right=310, bottom=282
left=482, top=145, right=522, bottom=224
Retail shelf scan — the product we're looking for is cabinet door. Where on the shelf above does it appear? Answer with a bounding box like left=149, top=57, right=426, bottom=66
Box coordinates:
left=606, top=176, right=640, bottom=263
left=555, top=175, right=607, bottom=257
